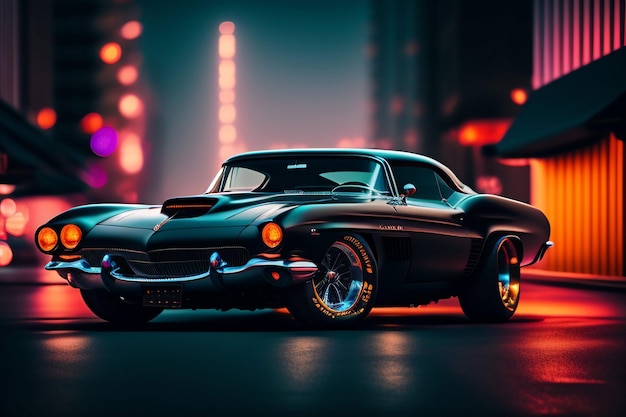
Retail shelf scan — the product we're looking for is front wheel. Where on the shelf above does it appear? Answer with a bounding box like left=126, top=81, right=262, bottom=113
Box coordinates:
left=80, top=289, right=163, bottom=326
left=285, top=234, right=378, bottom=328
left=458, top=236, right=521, bottom=323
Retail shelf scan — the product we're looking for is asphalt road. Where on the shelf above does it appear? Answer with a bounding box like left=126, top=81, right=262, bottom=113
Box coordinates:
left=1, top=268, right=625, bottom=417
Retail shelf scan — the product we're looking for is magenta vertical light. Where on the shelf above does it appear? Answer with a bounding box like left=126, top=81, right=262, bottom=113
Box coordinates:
left=553, top=0, right=562, bottom=80
left=533, top=0, right=542, bottom=89
left=573, top=0, right=581, bottom=70
left=562, top=0, right=571, bottom=75
left=582, top=0, right=591, bottom=65
left=592, top=0, right=600, bottom=60
left=603, top=0, right=610, bottom=55
left=543, top=0, right=552, bottom=85
left=615, top=0, right=622, bottom=50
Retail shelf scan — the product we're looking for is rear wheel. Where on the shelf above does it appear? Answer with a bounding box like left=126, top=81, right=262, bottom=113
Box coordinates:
left=285, top=234, right=377, bottom=328
left=459, top=236, right=521, bottom=322
left=80, top=289, right=163, bottom=326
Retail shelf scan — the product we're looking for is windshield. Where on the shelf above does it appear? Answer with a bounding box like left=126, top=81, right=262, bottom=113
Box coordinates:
left=210, top=156, right=391, bottom=195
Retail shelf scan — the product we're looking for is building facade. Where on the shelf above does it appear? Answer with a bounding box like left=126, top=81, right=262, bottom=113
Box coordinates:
left=498, top=0, right=625, bottom=277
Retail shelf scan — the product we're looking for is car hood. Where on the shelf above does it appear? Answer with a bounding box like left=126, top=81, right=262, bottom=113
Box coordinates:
left=97, top=192, right=332, bottom=231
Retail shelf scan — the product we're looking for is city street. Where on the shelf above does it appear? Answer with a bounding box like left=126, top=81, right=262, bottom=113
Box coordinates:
left=1, top=268, right=625, bottom=417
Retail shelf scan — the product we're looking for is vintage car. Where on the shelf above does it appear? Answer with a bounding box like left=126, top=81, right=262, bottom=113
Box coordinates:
left=35, top=148, right=552, bottom=327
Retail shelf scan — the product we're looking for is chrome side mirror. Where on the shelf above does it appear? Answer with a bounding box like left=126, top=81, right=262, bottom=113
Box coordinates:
left=403, top=183, right=416, bottom=197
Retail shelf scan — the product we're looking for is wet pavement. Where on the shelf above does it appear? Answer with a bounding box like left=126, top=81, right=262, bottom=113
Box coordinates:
left=1, top=267, right=625, bottom=417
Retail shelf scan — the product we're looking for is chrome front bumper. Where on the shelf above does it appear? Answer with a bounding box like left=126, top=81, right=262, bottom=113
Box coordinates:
left=45, top=254, right=318, bottom=295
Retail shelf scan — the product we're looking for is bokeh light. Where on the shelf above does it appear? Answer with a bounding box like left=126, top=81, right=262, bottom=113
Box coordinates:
left=219, top=125, right=237, bottom=144
left=119, top=131, right=144, bottom=174
left=219, top=21, right=235, bottom=35
left=219, top=34, right=236, bottom=59
left=90, top=126, right=119, bottom=157
left=219, top=90, right=235, bottom=104
left=117, top=65, right=138, bottom=86
left=36, top=107, right=57, bottom=130
left=0, top=241, right=13, bottom=266
left=510, top=88, right=528, bottom=105
left=118, top=94, right=143, bottom=119
left=100, top=42, right=122, bottom=64
left=0, top=198, right=17, bottom=217
left=219, top=60, right=236, bottom=89
left=81, top=163, right=108, bottom=189
left=120, top=20, right=143, bottom=40
left=80, top=112, right=103, bottom=134
left=219, top=104, right=236, bottom=124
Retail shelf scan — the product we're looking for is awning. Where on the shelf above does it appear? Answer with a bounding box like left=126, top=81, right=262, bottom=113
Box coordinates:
left=0, top=99, right=89, bottom=196
left=495, top=47, right=626, bottom=158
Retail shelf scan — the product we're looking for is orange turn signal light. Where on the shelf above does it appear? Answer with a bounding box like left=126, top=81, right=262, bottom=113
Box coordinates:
left=261, top=222, right=283, bottom=248
left=37, top=227, right=58, bottom=252
left=60, top=224, right=82, bottom=250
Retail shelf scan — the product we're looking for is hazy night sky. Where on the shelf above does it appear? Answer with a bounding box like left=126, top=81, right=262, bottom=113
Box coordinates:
left=139, top=0, right=369, bottom=201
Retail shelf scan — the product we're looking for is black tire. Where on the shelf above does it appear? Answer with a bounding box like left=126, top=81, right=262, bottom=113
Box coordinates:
left=458, top=236, right=521, bottom=323
left=285, top=234, right=378, bottom=328
left=80, top=289, right=163, bottom=326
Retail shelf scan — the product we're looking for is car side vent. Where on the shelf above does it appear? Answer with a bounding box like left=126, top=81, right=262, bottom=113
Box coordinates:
left=161, top=198, right=218, bottom=218
left=381, top=236, right=412, bottom=261
left=463, top=238, right=484, bottom=275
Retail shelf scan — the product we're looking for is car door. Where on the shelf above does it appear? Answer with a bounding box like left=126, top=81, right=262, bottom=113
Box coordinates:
left=390, top=164, right=472, bottom=283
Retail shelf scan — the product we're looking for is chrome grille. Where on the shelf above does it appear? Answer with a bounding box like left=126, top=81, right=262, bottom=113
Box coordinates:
left=81, top=247, right=250, bottom=278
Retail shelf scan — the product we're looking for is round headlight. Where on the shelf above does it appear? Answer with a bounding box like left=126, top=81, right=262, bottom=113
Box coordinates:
left=37, top=227, right=58, bottom=252
left=60, top=224, right=82, bottom=250
left=261, top=222, right=283, bottom=248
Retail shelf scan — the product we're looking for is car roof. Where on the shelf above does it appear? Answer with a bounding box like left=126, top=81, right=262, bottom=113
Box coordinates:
left=224, top=148, right=472, bottom=193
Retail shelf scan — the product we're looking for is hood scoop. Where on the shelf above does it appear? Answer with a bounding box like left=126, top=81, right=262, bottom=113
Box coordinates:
left=161, top=197, right=219, bottom=218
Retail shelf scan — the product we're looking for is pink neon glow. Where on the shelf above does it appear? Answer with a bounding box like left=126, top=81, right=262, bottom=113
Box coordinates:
left=543, top=1, right=551, bottom=85
left=583, top=0, right=591, bottom=64
left=616, top=0, right=622, bottom=49
left=552, top=0, right=561, bottom=80
left=573, top=0, right=580, bottom=70
left=562, top=0, right=570, bottom=74
left=593, top=0, right=600, bottom=60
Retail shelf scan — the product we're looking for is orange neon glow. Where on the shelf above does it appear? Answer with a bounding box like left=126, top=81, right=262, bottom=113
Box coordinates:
left=219, top=90, right=235, bottom=104
left=118, top=131, right=144, bottom=174
left=271, top=271, right=281, bottom=281
left=80, top=113, right=103, bottom=134
left=36, top=107, right=57, bottom=130
left=219, top=60, right=236, bottom=89
left=458, top=119, right=511, bottom=146
left=530, top=134, right=623, bottom=276
left=219, top=125, right=236, bottom=144
left=219, top=34, right=236, bottom=59
left=219, top=104, right=236, bottom=124
left=120, top=20, right=142, bottom=40
left=510, top=88, right=528, bottom=105
left=117, top=65, right=138, bottom=86
left=100, top=42, right=122, bottom=64
left=118, top=94, right=143, bottom=119
left=510, top=257, right=519, bottom=265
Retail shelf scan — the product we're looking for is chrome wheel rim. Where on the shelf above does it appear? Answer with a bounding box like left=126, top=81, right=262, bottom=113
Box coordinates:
left=497, top=240, right=520, bottom=311
left=313, top=242, right=363, bottom=312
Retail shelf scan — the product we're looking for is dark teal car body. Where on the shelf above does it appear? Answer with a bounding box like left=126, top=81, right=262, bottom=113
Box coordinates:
left=36, top=148, right=552, bottom=327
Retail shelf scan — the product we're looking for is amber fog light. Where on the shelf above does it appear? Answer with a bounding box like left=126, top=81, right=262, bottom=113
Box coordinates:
left=37, top=227, right=58, bottom=252
left=261, top=222, right=283, bottom=248
left=60, top=224, right=82, bottom=249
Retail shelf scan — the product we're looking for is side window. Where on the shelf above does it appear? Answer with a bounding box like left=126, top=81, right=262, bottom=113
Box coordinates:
left=223, top=167, right=267, bottom=192
left=392, top=165, right=454, bottom=202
